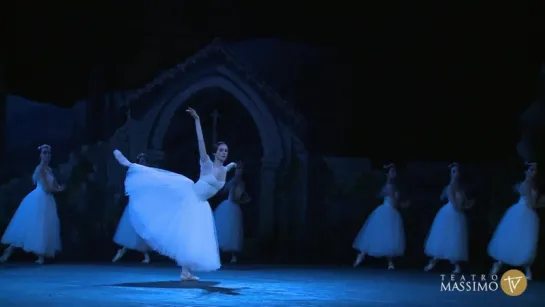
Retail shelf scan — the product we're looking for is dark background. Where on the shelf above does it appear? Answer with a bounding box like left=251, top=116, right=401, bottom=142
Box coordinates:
left=6, top=1, right=544, bottom=161
left=2, top=1, right=545, bottom=272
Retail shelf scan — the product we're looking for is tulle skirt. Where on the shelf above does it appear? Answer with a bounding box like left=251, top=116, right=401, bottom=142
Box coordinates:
left=353, top=202, right=405, bottom=257
left=488, top=201, right=539, bottom=266
left=1, top=188, right=61, bottom=257
left=125, top=164, right=220, bottom=272
left=214, top=200, right=243, bottom=252
left=425, top=203, right=468, bottom=262
left=113, top=206, right=149, bottom=252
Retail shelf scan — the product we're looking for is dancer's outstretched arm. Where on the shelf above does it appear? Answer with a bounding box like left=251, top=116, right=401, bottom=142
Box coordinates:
left=186, top=107, right=208, bottom=163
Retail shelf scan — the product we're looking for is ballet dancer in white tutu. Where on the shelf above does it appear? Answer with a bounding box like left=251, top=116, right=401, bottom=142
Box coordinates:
left=112, top=153, right=151, bottom=264
left=214, top=162, right=251, bottom=263
left=488, top=162, right=544, bottom=280
left=424, top=163, right=475, bottom=274
left=0, top=144, right=65, bottom=264
left=113, top=107, right=236, bottom=281
left=353, top=163, right=409, bottom=270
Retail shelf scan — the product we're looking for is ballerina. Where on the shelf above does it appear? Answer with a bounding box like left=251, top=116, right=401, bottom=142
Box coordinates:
left=0, top=144, right=65, bottom=264
left=488, top=162, right=543, bottom=280
left=353, top=163, right=409, bottom=270
left=112, top=153, right=151, bottom=264
left=424, top=163, right=475, bottom=274
left=113, top=107, right=236, bottom=281
left=214, top=162, right=251, bottom=263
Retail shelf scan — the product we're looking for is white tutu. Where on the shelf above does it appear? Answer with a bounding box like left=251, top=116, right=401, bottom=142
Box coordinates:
left=425, top=202, right=468, bottom=262
left=1, top=186, right=61, bottom=257
left=125, top=157, right=223, bottom=272
left=113, top=206, right=149, bottom=252
left=488, top=198, right=539, bottom=266
left=214, top=199, right=243, bottom=252
left=353, top=198, right=405, bottom=257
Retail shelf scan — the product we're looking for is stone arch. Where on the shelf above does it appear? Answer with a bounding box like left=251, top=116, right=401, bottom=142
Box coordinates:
left=147, top=66, right=284, bottom=239
left=149, top=70, right=283, bottom=164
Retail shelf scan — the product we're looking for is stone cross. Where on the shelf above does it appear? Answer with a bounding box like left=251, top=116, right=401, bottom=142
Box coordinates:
left=210, top=109, right=220, bottom=145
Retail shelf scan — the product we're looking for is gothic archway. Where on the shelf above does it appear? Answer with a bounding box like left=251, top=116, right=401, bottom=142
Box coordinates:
left=147, top=71, right=285, bottom=240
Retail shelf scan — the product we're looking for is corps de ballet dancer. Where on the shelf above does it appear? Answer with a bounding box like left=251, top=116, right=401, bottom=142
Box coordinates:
left=353, top=163, right=409, bottom=270
left=214, top=162, right=251, bottom=263
left=112, top=153, right=151, bottom=264
left=0, top=144, right=65, bottom=264
left=424, top=163, right=475, bottom=274
left=488, top=162, right=544, bottom=280
left=113, top=107, right=236, bottom=281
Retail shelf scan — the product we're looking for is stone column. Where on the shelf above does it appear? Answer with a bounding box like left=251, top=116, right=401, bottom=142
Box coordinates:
left=258, top=158, right=281, bottom=241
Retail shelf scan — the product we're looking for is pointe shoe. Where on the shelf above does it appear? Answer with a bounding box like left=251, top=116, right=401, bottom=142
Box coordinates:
left=112, top=249, right=126, bottom=263
left=35, top=256, right=44, bottom=265
left=525, top=268, right=532, bottom=281
left=142, top=253, right=150, bottom=264
left=180, top=271, right=200, bottom=281
left=0, top=247, right=13, bottom=263
left=230, top=255, right=237, bottom=263
left=424, top=262, right=435, bottom=272
left=452, top=265, right=461, bottom=274
left=353, top=253, right=365, bottom=268
left=388, top=262, right=395, bottom=270
left=490, top=262, right=501, bottom=277
left=113, top=150, right=132, bottom=167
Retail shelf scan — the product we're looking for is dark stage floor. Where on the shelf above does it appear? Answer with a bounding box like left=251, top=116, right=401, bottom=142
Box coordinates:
left=0, top=263, right=542, bottom=306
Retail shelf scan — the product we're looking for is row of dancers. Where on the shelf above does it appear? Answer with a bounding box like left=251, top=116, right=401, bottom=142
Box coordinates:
left=0, top=108, right=248, bottom=281
left=0, top=106, right=542, bottom=281
left=352, top=161, right=543, bottom=280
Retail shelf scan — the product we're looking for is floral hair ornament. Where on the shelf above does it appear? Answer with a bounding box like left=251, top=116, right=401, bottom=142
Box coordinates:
left=448, top=162, right=460, bottom=169
left=37, top=144, right=51, bottom=151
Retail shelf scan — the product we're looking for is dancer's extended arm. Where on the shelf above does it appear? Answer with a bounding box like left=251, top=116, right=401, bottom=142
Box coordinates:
left=186, top=107, right=208, bottom=162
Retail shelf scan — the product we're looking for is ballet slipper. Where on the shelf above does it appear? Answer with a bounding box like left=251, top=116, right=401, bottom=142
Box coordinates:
left=112, top=248, right=126, bottom=263
left=35, top=256, right=44, bottom=264
left=142, top=253, right=150, bottom=264
left=113, top=150, right=132, bottom=167
left=353, top=253, right=365, bottom=268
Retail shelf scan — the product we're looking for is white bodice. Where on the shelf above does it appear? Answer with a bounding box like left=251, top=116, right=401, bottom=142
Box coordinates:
left=32, top=167, right=55, bottom=192
left=192, top=157, right=235, bottom=201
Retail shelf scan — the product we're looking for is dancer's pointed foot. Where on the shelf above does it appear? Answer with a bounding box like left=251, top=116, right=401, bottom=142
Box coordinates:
left=230, top=254, right=237, bottom=263
left=353, top=253, right=365, bottom=268
left=490, top=261, right=501, bottom=277
left=142, top=253, right=150, bottom=264
left=112, top=248, right=126, bottom=263
left=180, top=270, right=200, bottom=281
left=525, top=266, right=532, bottom=280
left=424, top=260, right=436, bottom=272
left=113, top=150, right=132, bottom=167
left=35, top=256, right=44, bottom=265
left=0, top=246, right=14, bottom=263
left=388, top=260, right=395, bottom=270
left=452, top=264, right=461, bottom=274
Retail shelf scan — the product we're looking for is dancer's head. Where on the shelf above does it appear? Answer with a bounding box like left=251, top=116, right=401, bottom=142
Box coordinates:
left=384, top=163, right=396, bottom=180
left=449, top=163, right=460, bottom=181
left=525, top=162, right=537, bottom=180
left=38, top=144, right=51, bottom=164
left=212, top=141, right=229, bottom=163
left=136, top=153, right=148, bottom=166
